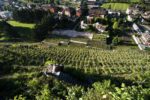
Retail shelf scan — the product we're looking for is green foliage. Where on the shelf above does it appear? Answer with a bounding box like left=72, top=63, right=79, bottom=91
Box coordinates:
left=0, top=21, right=19, bottom=39
left=111, top=84, right=150, bottom=100
left=6, top=20, right=35, bottom=41
left=7, top=21, right=35, bottom=29
left=27, top=78, right=40, bottom=89
left=14, top=95, right=26, bottom=100
left=0, top=44, right=150, bottom=99
left=92, top=80, right=111, bottom=91
left=81, top=81, right=150, bottom=100
left=34, top=13, right=78, bottom=41
left=81, top=81, right=112, bottom=100
left=106, top=0, right=140, bottom=3
left=45, top=60, right=56, bottom=66
left=13, top=8, right=49, bottom=23
left=66, top=86, right=84, bottom=100
left=112, top=36, right=121, bottom=45
left=34, top=15, right=56, bottom=41
left=36, top=84, right=52, bottom=100
left=81, top=0, right=88, bottom=16
left=0, top=45, right=149, bottom=83
left=113, top=21, right=119, bottom=30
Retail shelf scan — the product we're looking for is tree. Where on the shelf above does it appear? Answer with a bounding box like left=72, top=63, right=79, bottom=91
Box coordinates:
left=112, top=36, right=121, bottom=45
left=81, top=0, right=88, bottom=16
left=12, top=9, right=49, bottom=23
left=36, top=84, right=52, bottom=100
left=0, top=21, right=19, bottom=38
left=34, top=15, right=56, bottom=41
left=113, top=21, right=119, bottom=30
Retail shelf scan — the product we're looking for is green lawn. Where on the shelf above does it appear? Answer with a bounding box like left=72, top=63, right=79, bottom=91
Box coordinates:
left=7, top=21, right=35, bottom=41
left=0, top=33, right=9, bottom=41
left=101, top=3, right=130, bottom=11
left=44, top=37, right=69, bottom=44
left=130, top=0, right=140, bottom=2
left=92, top=34, right=107, bottom=41
left=7, top=20, right=35, bottom=29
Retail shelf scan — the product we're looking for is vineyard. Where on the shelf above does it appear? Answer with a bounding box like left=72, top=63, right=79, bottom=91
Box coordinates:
left=0, top=44, right=150, bottom=99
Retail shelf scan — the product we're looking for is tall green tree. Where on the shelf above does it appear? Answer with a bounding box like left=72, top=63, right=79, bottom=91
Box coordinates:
left=0, top=21, right=19, bottom=38
left=113, top=21, right=119, bottom=30
left=34, top=15, right=56, bottom=41
left=81, top=0, right=88, bottom=16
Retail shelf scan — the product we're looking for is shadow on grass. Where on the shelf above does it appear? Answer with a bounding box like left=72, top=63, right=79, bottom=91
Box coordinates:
left=64, top=67, right=146, bottom=88
left=0, top=78, right=26, bottom=99
left=0, top=27, right=34, bottom=42
left=14, top=27, right=34, bottom=41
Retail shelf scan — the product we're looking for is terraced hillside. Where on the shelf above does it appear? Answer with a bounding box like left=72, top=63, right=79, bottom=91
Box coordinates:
left=0, top=44, right=150, bottom=99
left=1, top=44, right=150, bottom=82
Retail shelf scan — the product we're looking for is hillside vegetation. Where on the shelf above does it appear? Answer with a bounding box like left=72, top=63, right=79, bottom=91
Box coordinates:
left=0, top=44, right=150, bottom=99
left=0, top=21, right=35, bottom=41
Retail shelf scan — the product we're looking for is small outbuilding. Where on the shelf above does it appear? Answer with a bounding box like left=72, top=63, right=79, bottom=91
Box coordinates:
left=44, top=64, right=64, bottom=74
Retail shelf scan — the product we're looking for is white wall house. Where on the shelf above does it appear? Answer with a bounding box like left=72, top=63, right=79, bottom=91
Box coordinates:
left=0, top=11, right=12, bottom=19
left=132, top=23, right=142, bottom=34
left=80, top=20, right=88, bottom=29
left=126, top=6, right=141, bottom=15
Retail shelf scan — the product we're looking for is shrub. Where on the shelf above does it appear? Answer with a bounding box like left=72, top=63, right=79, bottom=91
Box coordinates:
left=33, top=15, right=56, bottom=41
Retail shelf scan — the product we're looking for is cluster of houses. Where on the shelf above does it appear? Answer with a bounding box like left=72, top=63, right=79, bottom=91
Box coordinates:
left=0, top=0, right=150, bottom=49
left=132, top=23, right=150, bottom=49
left=141, top=32, right=150, bottom=47
left=41, top=4, right=81, bottom=17
left=0, top=0, right=12, bottom=19
left=0, top=0, right=81, bottom=19
left=85, top=0, right=150, bottom=49
left=0, top=11, right=12, bottom=19
left=128, top=4, right=150, bottom=49
left=80, top=0, right=122, bottom=33
left=126, top=4, right=150, bottom=25
left=39, top=0, right=108, bottom=33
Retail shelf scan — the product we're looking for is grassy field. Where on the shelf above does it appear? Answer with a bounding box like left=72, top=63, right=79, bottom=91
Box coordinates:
left=101, top=3, right=130, bottom=11
left=92, top=34, right=107, bottom=41
left=0, top=33, right=9, bottom=41
left=6, top=21, right=35, bottom=41
left=130, top=0, right=140, bottom=2
left=7, top=20, right=35, bottom=29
